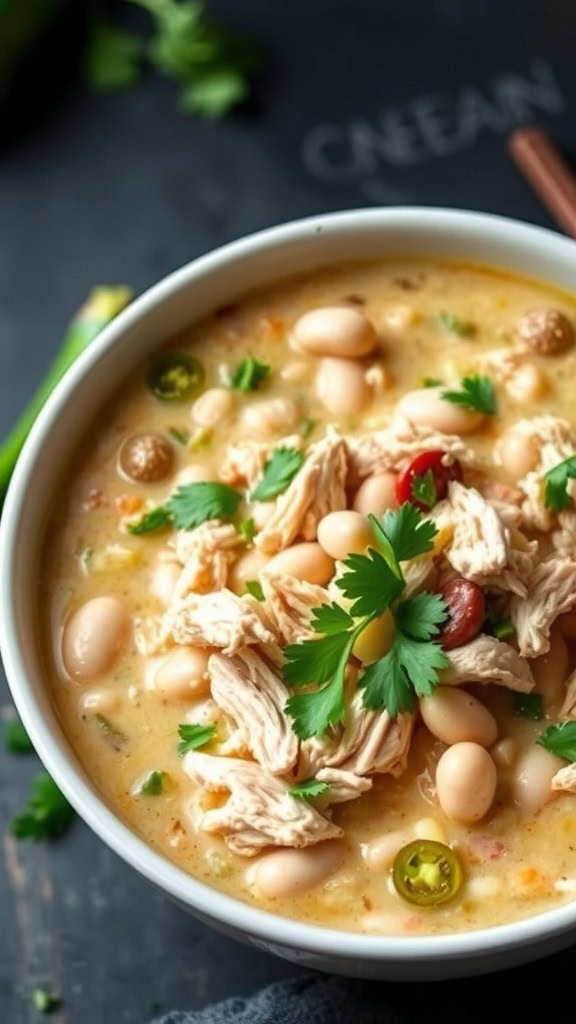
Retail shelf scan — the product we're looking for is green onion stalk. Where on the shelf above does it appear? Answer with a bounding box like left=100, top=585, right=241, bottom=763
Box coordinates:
left=0, top=285, right=133, bottom=498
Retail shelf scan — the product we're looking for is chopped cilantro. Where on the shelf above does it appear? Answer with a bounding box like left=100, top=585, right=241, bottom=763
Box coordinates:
left=514, top=693, right=544, bottom=720
left=437, top=311, right=477, bottom=337
left=11, top=774, right=75, bottom=841
left=177, top=723, right=217, bottom=756
left=442, top=375, right=497, bottom=415
left=245, top=579, right=264, bottom=601
left=168, top=426, right=189, bottom=446
left=126, top=505, right=172, bottom=535
left=32, top=988, right=60, bottom=1014
left=138, top=770, right=168, bottom=795
left=231, top=357, right=270, bottom=392
left=538, top=721, right=576, bottom=760
left=289, top=779, right=330, bottom=802
left=544, top=455, right=576, bottom=512
left=423, top=377, right=444, bottom=388
left=127, top=482, right=242, bottom=535
left=411, top=469, right=436, bottom=510
left=237, top=517, right=256, bottom=543
left=251, top=447, right=304, bottom=502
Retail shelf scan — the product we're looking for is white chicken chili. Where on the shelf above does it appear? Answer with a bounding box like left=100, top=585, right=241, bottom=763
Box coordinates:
left=42, top=259, right=576, bottom=934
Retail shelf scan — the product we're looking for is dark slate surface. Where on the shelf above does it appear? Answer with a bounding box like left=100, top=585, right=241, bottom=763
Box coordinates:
left=2, top=0, right=576, bottom=1020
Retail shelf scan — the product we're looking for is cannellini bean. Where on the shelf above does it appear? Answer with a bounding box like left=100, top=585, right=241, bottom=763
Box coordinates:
left=186, top=698, right=219, bottom=726
left=317, top=510, right=374, bottom=560
left=396, top=386, right=485, bottom=434
left=413, top=817, right=447, bottom=844
left=151, top=560, right=180, bottom=606
left=491, top=737, right=518, bottom=768
left=62, top=596, right=130, bottom=683
left=435, top=743, right=497, bottom=823
left=505, top=363, right=548, bottom=403
left=531, top=629, right=569, bottom=708
left=265, top=543, right=334, bottom=585
left=362, top=830, right=410, bottom=870
left=191, top=388, right=235, bottom=428
left=353, top=472, right=398, bottom=516
left=154, top=647, right=211, bottom=700
left=173, top=463, right=214, bottom=488
left=420, top=687, right=497, bottom=748
left=316, top=357, right=371, bottom=418
left=558, top=608, right=576, bottom=640
left=280, top=360, right=313, bottom=384
left=352, top=609, right=395, bottom=663
left=292, top=307, right=376, bottom=358
left=496, top=427, right=539, bottom=478
left=511, top=745, right=564, bottom=815
left=229, top=548, right=270, bottom=594
left=238, top=397, right=300, bottom=438
left=250, top=842, right=344, bottom=898
left=81, top=688, right=120, bottom=714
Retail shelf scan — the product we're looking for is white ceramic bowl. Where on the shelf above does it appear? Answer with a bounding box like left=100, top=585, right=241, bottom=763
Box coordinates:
left=3, top=207, right=576, bottom=980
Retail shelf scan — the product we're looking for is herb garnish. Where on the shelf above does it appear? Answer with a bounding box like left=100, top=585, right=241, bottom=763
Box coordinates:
left=11, top=774, right=75, bottom=841
left=544, top=455, right=576, bottom=511
left=3, top=719, right=34, bottom=754
left=442, top=375, right=497, bottom=415
left=251, top=448, right=304, bottom=502
left=168, top=426, right=189, bottom=446
left=538, top=721, right=576, bottom=760
left=283, top=504, right=448, bottom=737
left=514, top=693, right=544, bottom=720
left=245, top=580, right=265, bottom=601
left=299, top=418, right=317, bottom=438
left=423, top=377, right=444, bottom=388
left=484, top=610, right=516, bottom=641
left=289, top=779, right=330, bottom=802
left=237, top=517, right=256, bottom=543
left=177, top=723, right=217, bottom=756
left=32, top=988, right=61, bottom=1014
left=411, top=469, right=436, bottom=510
left=138, top=770, right=168, bottom=795
left=127, top=482, right=242, bottom=535
left=437, top=311, right=477, bottom=337
left=231, top=357, right=270, bottom=392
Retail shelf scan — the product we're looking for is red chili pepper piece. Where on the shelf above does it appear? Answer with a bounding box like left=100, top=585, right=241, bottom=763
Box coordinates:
left=439, top=578, right=486, bottom=650
left=396, top=450, right=463, bottom=511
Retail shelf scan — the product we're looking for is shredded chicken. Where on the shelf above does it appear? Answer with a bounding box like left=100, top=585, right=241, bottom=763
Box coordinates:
left=561, top=670, right=576, bottom=720
left=551, top=763, right=576, bottom=794
left=553, top=510, right=576, bottom=557
left=503, top=416, right=576, bottom=531
left=315, top=767, right=372, bottom=807
left=345, top=415, right=475, bottom=487
left=442, top=634, right=534, bottom=693
left=260, top=573, right=329, bottom=644
left=255, top=429, right=347, bottom=554
left=134, top=615, right=172, bottom=656
left=164, top=521, right=243, bottom=597
left=220, top=435, right=304, bottom=489
left=474, top=346, right=526, bottom=384
left=509, top=555, right=576, bottom=657
left=165, top=589, right=276, bottom=655
left=183, top=751, right=341, bottom=856
left=209, top=649, right=298, bottom=775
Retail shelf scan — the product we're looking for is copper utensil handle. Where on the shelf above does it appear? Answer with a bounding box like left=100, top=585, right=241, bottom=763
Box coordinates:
left=509, top=126, right=576, bottom=239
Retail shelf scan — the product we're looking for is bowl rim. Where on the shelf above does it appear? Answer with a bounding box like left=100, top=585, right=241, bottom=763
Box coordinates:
left=4, top=205, right=576, bottom=964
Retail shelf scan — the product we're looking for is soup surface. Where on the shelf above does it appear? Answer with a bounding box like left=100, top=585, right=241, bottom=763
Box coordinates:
left=42, top=260, right=576, bottom=935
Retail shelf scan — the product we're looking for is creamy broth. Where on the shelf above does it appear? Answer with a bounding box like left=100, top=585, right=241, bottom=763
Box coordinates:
left=41, top=260, right=576, bottom=935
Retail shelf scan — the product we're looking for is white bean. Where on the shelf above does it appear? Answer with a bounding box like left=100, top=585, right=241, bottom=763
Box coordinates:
left=317, top=510, right=374, bottom=560
left=292, top=307, right=376, bottom=358
left=265, top=543, right=334, bottom=585
left=353, top=472, right=398, bottom=516
left=511, top=745, right=564, bottom=814
left=173, top=463, right=214, bottom=488
left=238, top=397, right=299, bottom=438
left=496, top=427, right=539, bottom=478
left=62, top=596, right=130, bottom=683
left=280, top=360, right=313, bottom=384
left=316, top=357, right=371, bottom=418
left=192, top=388, right=235, bottom=428
left=435, top=742, right=497, bottom=823
left=491, top=737, right=518, bottom=768
left=154, top=647, right=211, bottom=701
left=81, top=688, right=120, bottom=714
left=250, top=842, right=344, bottom=898
left=396, top=386, right=485, bottom=434
left=362, top=830, right=410, bottom=870
left=413, top=817, right=447, bottom=844
left=229, top=548, right=270, bottom=594
left=505, top=363, right=548, bottom=403
left=532, top=630, right=569, bottom=708
left=420, top=687, right=497, bottom=748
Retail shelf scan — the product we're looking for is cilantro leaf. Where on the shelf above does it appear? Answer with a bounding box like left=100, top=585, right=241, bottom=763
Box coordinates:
left=423, top=377, right=444, bottom=388
left=245, top=579, right=264, bottom=601
left=126, top=505, right=172, bottom=535
left=177, top=723, right=217, bottom=756
left=251, top=448, right=304, bottom=502
left=484, top=611, right=515, bottom=640
left=311, top=603, right=354, bottom=635
left=11, top=773, right=75, bottom=841
left=289, top=778, right=330, bottom=802
left=544, top=455, right=576, bottom=511
left=411, top=469, right=436, bottom=510
left=396, top=593, right=448, bottom=640
left=437, top=311, right=476, bottom=337
left=4, top=719, right=34, bottom=754
left=32, top=988, right=60, bottom=1014
left=231, top=357, right=270, bottom=392
left=84, top=21, right=143, bottom=91
left=375, top=504, right=437, bottom=563
left=166, top=482, right=242, bottom=529
left=138, top=770, right=168, bottom=795
left=180, top=67, right=249, bottom=117
left=538, top=721, right=576, bottom=760
left=514, top=693, right=544, bottom=721
left=394, top=633, right=449, bottom=697
left=337, top=548, right=404, bottom=617
left=360, top=644, right=416, bottom=716
left=285, top=673, right=347, bottom=740
left=283, top=631, right=352, bottom=689
left=442, top=375, right=497, bottom=415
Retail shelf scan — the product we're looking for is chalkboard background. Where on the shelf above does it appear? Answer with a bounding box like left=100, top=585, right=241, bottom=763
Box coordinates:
left=2, top=1, right=576, bottom=1020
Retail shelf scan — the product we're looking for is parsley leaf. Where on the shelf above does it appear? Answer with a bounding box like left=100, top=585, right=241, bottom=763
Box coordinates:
left=544, top=455, right=576, bottom=511
left=138, top=770, right=168, bottom=795
left=538, top=721, right=576, bottom=760
left=251, top=448, right=304, bottom=502
left=411, top=469, right=436, bottom=510
left=84, top=21, right=143, bottom=91
left=167, top=481, right=241, bottom=529
left=11, top=774, right=75, bottom=841
left=177, top=723, right=216, bottom=756
left=514, top=693, right=544, bottom=720
left=396, top=593, right=448, bottom=640
left=437, top=311, right=476, bottom=337
left=237, top=517, right=256, bottom=543
left=337, top=548, right=404, bottom=617
left=32, top=988, right=60, bottom=1014
left=3, top=719, right=34, bottom=754
left=442, top=375, right=497, bottom=415
left=289, top=778, right=330, bottom=802
left=373, top=504, right=437, bottom=563
left=126, top=505, right=172, bottom=535
left=231, top=357, right=270, bottom=392
left=245, top=579, right=264, bottom=601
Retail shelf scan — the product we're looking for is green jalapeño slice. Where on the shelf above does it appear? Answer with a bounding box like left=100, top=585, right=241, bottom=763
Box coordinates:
left=392, top=839, right=463, bottom=908
left=148, top=353, right=205, bottom=402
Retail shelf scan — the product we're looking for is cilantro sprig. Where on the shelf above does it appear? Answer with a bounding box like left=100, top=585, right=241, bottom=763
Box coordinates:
left=544, top=455, right=576, bottom=511
left=251, top=447, right=304, bottom=502
left=538, top=721, right=576, bottom=760
left=283, top=504, right=448, bottom=738
left=289, top=779, right=330, bottom=802
left=231, top=357, right=270, bottom=392
left=11, top=774, right=75, bottom=841
left=437, top=311, right=476, bottom=338
left=177, top=723, right=217, bottom=756
left=442, top=375, right=497, bottom=415
left=127, top=481, right=242, bottom=535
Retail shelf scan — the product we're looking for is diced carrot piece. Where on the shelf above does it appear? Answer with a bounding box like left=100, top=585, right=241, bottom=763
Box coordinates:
left=116, top=494, right=143, bottom=516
